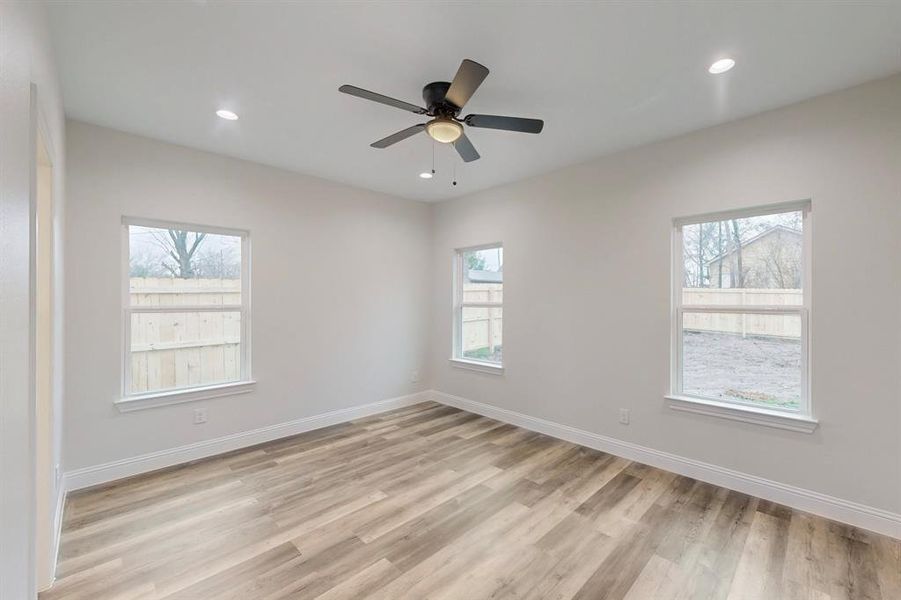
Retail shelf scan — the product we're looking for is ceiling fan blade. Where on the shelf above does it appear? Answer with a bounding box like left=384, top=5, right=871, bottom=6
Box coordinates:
left=465, top=114, right=544, bottom=134
left=370, top=124, right=426, bottom=148
left=453, top=133, right=480, bottom=162
left=444, top=59, right=489, bottom=109
left=339, top=85, right=427, bottom=114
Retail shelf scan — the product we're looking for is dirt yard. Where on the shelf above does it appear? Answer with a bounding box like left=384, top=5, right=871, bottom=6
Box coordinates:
left=682, top=330, right=801, bottom=409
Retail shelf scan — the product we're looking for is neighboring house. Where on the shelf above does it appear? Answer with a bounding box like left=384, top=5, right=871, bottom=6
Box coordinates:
left=467, top=269, right=502, bottom=284
left=706, top=225, right=802, bottom=288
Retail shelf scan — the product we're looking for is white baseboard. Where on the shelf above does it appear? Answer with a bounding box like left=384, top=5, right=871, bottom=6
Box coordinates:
left=430, top=390, right=901, bottom=539
left=65, top=391, right=430, bottom=492
left=59, top=388, right=901, bottom=539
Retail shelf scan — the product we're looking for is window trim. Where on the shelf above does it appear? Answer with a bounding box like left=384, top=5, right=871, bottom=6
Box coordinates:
left=669, top=200, right=815, bottom=429
left=664, top=394, right=818, bottom=433
left=119, top=217, right=253, bottom=409
left=452, top=242, right=504, bottom=369
left=115, top=380, right=257, bottom=412
left=448, top=357, right=505, bottom=375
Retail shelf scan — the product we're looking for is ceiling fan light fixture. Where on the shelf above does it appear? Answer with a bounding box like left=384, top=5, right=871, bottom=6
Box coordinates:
left=426, top=118, right=463, bottom=144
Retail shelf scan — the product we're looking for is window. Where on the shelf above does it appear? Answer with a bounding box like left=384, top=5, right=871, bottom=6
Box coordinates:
left=453, top=244, right=503, bottom=369
left=122, top=219, right=250, bottom=402
left=671, top=202, right=812, bottom=423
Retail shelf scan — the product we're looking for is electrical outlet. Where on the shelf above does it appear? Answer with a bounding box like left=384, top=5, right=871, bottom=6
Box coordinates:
left=619, top=408, right=630, bottom=425
left=193, top=408, right=208, bottom=425
left=410, top=370, right=420, bottom=383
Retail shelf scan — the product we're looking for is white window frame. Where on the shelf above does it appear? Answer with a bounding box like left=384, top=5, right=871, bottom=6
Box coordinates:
left=450, top=243, right=504, bottom=374
left=667, top=200, right=817, bottom=433
left=116, top=217, right=254, bottom=411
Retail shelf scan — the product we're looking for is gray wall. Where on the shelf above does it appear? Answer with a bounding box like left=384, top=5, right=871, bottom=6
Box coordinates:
left=429, top=75, right=901, bottom=514
left=64, top=121, right=432, bottom=471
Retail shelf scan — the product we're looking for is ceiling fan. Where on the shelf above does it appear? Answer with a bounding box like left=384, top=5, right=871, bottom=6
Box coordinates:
left=339, top=59, right=543, bottom=163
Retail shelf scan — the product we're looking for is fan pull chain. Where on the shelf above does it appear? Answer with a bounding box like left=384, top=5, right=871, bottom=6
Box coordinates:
left=431, top=140, right=436, bottom=176
left=452, top=156, right=457, bottom=186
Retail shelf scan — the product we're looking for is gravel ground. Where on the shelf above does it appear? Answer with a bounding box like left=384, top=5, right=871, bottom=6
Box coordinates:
left=682, top=330, right=801, bottom=409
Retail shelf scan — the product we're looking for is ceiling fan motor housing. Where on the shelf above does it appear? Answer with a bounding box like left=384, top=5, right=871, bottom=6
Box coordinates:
left=422, top=82, right=458, bottom=115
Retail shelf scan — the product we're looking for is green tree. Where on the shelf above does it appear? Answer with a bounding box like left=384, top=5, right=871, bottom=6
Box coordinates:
left=466, top=253, right=486, bottom=270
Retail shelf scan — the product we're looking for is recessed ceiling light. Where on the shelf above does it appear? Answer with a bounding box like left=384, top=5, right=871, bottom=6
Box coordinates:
left=419, top=172, right=433, bottom=179
left=708, top=58, right=735, bottom=75
left=216, top=109, right=239, bottom=120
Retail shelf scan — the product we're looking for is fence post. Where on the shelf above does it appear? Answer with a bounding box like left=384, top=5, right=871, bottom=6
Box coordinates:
left=741, top=289, right=747, bottom=338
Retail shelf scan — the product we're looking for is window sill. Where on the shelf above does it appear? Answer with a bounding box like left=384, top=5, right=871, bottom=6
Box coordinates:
left=116, top=380, right=256, bottom=413
left=449, top=358, right=504, bottom=375
left=665, top=395, right=818, bottom=433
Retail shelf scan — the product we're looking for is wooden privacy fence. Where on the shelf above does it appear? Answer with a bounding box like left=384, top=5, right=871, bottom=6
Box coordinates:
left=130, top=277, right=241, bottom=306
left=462, top=283, right=503, bottom=354
left=682, top=288, right=803, bottom=338
left=462, top=307, right=503, bottom=354
left=128, top=279, right=797, bottom=393
left=129, top=278, right=241, bottom=394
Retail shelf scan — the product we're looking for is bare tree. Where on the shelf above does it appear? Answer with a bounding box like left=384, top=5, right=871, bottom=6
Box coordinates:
left=697, top=224, right=705, bottom=287
left=729, top=219, right=744, bottom=288
left=193, top=246, right=241, bottom=279
left=716, top=221, right=724, bottom=287
left=758, top=230, right=802, bottom=288
left=683, top=221, right=723, bottom=288
left=688, top=213, right=803, bottom=290
left=150, top=229, right=207, bottom=278
left=682, top=225, right=702, bottom=287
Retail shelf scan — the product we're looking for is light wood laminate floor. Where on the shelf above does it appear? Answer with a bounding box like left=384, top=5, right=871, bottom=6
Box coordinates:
left=43, top=402, right=900, bottom=600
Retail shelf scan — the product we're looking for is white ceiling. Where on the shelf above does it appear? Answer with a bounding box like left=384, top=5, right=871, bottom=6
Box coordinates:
left=47, top=1, right=901, bottom=202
